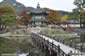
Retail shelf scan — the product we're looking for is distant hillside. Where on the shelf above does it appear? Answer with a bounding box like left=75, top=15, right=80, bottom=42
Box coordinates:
left=0, top=0, right=26, bottom=14
left=56, top=10, right=69, bottom=16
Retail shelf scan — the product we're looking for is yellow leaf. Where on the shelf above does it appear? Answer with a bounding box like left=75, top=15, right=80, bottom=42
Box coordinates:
left=61, top=15, right=68, bottom=21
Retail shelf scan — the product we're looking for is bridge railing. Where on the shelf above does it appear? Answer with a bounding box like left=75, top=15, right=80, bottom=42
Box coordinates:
left=53, top=43, right=67, bottom=56
left=40, top=33, right=85, bottom=52
left=32, top=33, right=70, bottom=56
left=56, top=39, right=85, bottom=52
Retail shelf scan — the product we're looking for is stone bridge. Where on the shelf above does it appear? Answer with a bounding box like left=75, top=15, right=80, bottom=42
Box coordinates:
left=31, top=32, right=85, bottom=56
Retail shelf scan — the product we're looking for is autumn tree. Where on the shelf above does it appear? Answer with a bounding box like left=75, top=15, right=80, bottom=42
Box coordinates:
left=80, top=10, right=85, bottom=20
left=0, top=8, right=4, bottom=16
left=18, top=9, right=31, bottom=27
left=43, top=8, right=61, bottom=24
left=0, top=4, right=16, bottom=14
left=61, top=15, right=68, bottom=21
left=0, top=4, right=17, bottom=27
left=17, top=20, right=23, bottom=25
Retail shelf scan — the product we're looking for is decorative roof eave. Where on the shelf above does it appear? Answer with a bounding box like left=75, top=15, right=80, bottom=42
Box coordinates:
left=31, top=12, right=49, bottom=14
left=26, top=11, right=50, bottom=15
left=30, top=19, right=47, bottom=22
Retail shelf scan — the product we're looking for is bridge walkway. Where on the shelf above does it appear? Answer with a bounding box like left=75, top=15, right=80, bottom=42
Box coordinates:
left=33, top=32, right=85, bottom=56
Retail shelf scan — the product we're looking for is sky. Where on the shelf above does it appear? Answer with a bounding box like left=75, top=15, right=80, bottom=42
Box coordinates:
left=0, top=0, right=77, bottom=12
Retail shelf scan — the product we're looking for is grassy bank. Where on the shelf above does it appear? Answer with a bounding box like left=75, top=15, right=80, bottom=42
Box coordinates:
left=40, top=29, right=82, bottom=44
left=40, top=29, right=74, bottom=36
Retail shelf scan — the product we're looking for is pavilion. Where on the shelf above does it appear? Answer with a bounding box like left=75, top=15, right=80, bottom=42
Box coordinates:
left=26, top=3, right=50, bottom=27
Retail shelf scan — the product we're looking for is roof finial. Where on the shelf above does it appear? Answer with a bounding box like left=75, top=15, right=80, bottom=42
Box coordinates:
left=37, top=2, right=40, bottom=8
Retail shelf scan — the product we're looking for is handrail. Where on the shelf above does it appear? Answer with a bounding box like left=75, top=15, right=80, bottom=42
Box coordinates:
left=40, top=33, right=85, bottom=52
left=32, top=33, right=69, bottom=56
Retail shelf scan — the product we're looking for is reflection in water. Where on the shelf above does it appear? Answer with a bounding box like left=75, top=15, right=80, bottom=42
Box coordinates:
left=19, top=53, right=29, bottom=56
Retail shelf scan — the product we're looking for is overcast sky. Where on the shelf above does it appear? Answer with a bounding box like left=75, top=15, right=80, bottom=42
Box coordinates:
left=0, top=0, right=76, bottom=12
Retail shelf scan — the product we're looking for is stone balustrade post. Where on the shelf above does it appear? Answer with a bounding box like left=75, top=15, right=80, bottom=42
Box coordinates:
left=52, top=42, right=54, bottom=48
left=67, top=51, right=72, bottom=56
left=70, top=41, right=72, bottom=47
left=80, top=45, right=83, bottom=52
left=58, top=45, right=60, bottom=53
left=63, top=40, right=64, bottom=44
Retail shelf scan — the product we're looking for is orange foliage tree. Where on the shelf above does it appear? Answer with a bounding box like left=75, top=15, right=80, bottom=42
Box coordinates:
left=0, top=8, right=4, bottom=16
left=0, top=4, right=16, bottom=16
left=43, top=8, right=61, bottom=24
left=18, top=9, right=31, bottom=26
left=0, top=4, right=16, bottom=14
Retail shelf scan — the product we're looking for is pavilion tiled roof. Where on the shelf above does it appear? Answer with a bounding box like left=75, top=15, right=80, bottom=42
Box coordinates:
left=29, top=3, right=50, bottom=14
left=31, top=8, right=46, bottom=14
